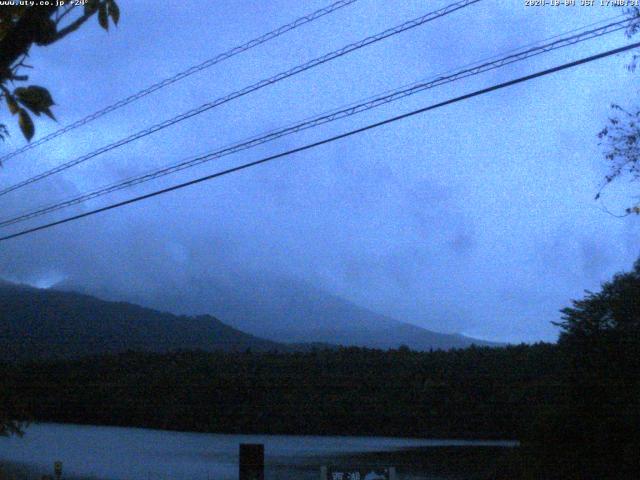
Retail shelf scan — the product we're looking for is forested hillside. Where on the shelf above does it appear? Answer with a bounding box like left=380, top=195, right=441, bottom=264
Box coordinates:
left=0, top=281, right=285, bottom=362
left=3, top=344, right=560, bottom=439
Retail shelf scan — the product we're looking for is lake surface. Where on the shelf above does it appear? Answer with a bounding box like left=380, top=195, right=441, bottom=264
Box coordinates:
left=0, top=423, right=517, bottom=480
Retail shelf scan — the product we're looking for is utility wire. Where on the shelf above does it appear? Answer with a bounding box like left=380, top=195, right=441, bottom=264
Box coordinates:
left=0, top=17, right=631, bottom=229
left=1, top=40, right=638, bottom=243
left=0, top=0, right=359, bottom=164
left=0, top=0, right=482, bottom=198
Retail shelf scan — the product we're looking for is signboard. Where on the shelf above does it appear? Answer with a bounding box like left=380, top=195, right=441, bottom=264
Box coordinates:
left=326, top=466, right=393, bottom=480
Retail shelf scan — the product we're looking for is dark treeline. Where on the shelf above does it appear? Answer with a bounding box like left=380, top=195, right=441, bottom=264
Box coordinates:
left=2, top=343, right=561, bottom=440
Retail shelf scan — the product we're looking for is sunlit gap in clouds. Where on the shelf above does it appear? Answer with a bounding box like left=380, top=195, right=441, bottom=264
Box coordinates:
left=9, top=272, right=69, bottom=290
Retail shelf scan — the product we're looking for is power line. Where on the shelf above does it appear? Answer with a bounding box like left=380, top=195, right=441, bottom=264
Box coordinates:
left=0, top=17, right=631, bottom=229
left=0, top=0, right=482, bottom=198
left=0, top=0, right=359, bottom=165
left=1, top=40, right=638, bottom=243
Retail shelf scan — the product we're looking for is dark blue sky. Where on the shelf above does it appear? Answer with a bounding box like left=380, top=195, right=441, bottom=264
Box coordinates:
left=0, top=0, right=638, bottom=342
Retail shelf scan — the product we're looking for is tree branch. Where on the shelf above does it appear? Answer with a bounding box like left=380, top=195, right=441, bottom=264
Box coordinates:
left=45, top=2, right=104, bottom=45
left=55, top=4, right=77, bottom=27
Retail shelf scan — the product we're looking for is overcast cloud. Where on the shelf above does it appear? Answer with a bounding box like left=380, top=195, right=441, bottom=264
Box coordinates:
left=1, top=0, right=639, bottom=343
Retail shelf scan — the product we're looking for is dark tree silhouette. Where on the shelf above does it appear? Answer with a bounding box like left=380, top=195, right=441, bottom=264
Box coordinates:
left=526, top=260, right=640, bottom=479
left=0, top=363, right=27, bottom=437
left=557, top=259, right=640, bottom=339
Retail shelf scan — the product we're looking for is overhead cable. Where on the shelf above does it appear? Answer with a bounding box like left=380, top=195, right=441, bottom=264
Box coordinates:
left=0, top=0, right=482, bottom=197
left=1, top=40, right=638, bottom=242
left=0, top=0, right=359, bottom=164
left=0, top=17, right=630, bottom=229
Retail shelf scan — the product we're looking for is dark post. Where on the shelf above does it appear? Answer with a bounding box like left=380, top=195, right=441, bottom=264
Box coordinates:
left=239, top=443, right=264, bottom=480
left=53, top=461, right=62, bottom=480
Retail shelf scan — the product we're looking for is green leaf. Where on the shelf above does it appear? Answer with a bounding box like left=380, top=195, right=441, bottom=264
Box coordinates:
left=14, top=85, right=55, bottom=117
left=18, top=108, right=34, bottom=141
left=108, top=0, right=120, bottom=26
left=27, top=86, right=54, bottom=107
left=84, top=0, right=99, bottom=15
left=42, top=107, right=56, bottom=121
left=98, top=3, right=109, bottom=31
left=5, top=93, right=19, bottom=114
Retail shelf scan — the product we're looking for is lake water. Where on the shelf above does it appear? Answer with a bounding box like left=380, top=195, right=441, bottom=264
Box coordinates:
left=0, top=423, right=517, bottom=480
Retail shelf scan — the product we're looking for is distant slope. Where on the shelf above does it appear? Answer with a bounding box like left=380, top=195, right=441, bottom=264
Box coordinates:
left=0, top=280, right=287, bottom=363
left=64, top=274, right=498, bottom=351
left=172, top=276, right=499, bottom=350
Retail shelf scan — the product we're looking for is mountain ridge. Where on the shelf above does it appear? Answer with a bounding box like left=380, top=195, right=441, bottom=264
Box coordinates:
left=81, top=273, right=500, bottom=350
left=1, top=278, right=499, bottom=363
left=0, top=280, right=289, bottom=363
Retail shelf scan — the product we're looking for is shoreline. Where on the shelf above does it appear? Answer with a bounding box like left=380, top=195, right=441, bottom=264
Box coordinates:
left=1, top=446, right=524, bottom=480
left=1, top=423, right=522, bottom=480
left=14, top=420, right=521, bottom=445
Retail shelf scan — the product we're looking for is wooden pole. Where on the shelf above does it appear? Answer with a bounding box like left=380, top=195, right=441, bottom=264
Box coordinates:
left=239, top=443, right=264, bottom=480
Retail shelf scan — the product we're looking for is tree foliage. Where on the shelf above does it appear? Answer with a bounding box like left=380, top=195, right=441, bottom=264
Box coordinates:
left=597, top=8, right=640, bottom=213
left=556, top=258, right=640, bottom=340
left=4, top=344, right=561, bottom=441
left=0, top=362, right=28, bottom=437
left=0, top=0, right=120, bottom=143
left=525, top=260, right=640, bottom=479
